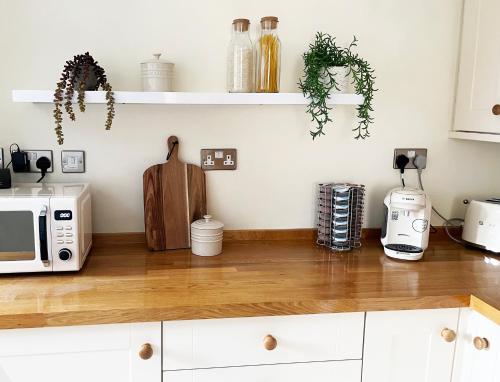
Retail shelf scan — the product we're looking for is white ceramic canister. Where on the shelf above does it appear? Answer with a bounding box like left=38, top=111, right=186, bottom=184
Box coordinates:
left=191, top=215, right=224, bottom=257
left=141, top=53, right=174, bottom=92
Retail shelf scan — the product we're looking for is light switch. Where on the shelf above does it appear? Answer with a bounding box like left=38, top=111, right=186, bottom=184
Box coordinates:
left=61, top=150, right=85, bottom=173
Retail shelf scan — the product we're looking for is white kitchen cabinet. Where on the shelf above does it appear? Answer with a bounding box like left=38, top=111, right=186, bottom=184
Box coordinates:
left=362, top=308, right=460, bottom=382
left=452, top=309, right=500, bottom=382
left=164, top=360, right=361, bottom=382
left=163, top=312, right=364, bottom=370
left=0, top=322, right=161, bottom=382
left=452, top=0, right=500, bottom=142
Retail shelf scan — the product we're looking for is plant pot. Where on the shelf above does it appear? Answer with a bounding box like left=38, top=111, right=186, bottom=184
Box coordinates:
left=329, top=66, right=350, bottom=94
left=72, top=65, right=98, bottom=91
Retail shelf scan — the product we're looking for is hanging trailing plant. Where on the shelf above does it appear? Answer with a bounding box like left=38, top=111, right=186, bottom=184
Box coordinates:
left=299, top=32, right=376, bottom=139
left=53, top=52, right=115, bottom=145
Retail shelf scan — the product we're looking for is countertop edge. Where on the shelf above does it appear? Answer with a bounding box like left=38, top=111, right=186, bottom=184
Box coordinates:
left=470, top=295, right=500, bottom=325
left=0, top=295, right=473, bottom=330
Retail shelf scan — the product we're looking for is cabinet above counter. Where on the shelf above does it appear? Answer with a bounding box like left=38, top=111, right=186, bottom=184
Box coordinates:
left=451, top=0, right=500, bottom=142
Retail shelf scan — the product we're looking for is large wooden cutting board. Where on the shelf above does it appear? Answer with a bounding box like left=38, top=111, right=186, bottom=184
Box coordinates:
left=143, top=136, right=207, bottom=251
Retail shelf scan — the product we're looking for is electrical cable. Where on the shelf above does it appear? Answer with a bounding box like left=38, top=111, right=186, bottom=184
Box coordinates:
left=414, top=160, right=464, bottom=244
left=5, top=143, right=21, bottom=168
left=395, top=154, right=409, bottom=189
left=35, top=157, right=51, bottom=184
left=399, top=173, right=439, bottom=234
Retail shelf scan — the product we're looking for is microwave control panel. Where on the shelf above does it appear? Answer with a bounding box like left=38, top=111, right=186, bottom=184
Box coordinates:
left=54, top=209, right=75, bottom=247
left=50, top=198, right=80, bottom=271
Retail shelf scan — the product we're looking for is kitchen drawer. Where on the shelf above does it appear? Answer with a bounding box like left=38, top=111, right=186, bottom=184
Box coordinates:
left=164, top=360, right=362, bottom=382
left=163, top=312, right=364, bottom=370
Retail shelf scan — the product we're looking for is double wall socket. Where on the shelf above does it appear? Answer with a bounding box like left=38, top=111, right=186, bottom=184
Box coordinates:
left=201, top=149, right=237, bottom=170
left=393, top=148, right=427, bottom=170
left=26, top=150, right=54, bottom=173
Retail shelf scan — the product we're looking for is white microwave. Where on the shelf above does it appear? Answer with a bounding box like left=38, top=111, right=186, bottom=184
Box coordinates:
left=0, top=183, right=92, bottom=273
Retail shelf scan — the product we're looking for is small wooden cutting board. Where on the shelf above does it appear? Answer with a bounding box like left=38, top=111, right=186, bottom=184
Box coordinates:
left=143, top=136, right=207, bottom=251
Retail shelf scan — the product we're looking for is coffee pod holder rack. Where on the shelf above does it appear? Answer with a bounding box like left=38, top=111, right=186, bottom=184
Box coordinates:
left=316, top=183, right=365, bottom=251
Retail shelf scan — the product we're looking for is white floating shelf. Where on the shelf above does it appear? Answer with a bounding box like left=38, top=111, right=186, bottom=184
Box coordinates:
left=12, top=90, right=364, bottom=105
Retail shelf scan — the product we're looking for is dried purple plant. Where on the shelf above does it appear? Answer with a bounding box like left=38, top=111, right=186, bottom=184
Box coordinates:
left=53, top=52, right=115, bottom=144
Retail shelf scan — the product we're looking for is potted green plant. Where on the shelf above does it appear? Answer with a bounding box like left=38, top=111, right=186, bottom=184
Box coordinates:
left=299, top=32, right=376, bottom=139
left=53, top=52, right=115, bottom=145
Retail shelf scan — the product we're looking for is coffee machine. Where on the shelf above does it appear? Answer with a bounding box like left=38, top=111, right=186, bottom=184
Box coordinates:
left=381, top=187, right=432, bottom=261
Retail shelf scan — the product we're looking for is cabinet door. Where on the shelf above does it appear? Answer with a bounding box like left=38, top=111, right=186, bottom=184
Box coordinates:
left=362, top=308, right=460, bottom=382
left=0, top=322, right=161, bottom=382
left=452, top=309, right=500, bottom=382
left=164, top=360, right=361, bottom=382
left=454, top=0, right=500, bottom=134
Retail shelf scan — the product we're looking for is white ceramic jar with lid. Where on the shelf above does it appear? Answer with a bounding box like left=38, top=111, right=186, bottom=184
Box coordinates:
left=191, top=215, right=224, bottom=257
left=141, top=53, right=174, bottom=92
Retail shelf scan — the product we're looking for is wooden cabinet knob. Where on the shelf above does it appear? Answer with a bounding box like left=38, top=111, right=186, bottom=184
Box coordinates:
left=473, top=337, right=489, bottom=350
left=139, top=343, right=153, bottom=360
left=263, top=335, right=277, bottom=351
left=441, top=328, right=456, bottom=343
left=493, top=104, right=500, bottom=115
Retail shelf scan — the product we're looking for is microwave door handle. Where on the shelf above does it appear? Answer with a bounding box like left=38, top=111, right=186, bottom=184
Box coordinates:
left=39, top=207, right=50, bottom=267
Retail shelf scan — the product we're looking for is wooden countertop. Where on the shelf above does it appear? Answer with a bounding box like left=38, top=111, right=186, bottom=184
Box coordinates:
left=1, top=234, right=500, bottom=330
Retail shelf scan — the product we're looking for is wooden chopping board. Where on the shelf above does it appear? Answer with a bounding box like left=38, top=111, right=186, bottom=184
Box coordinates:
left=143, top=136, right=207, bottom=251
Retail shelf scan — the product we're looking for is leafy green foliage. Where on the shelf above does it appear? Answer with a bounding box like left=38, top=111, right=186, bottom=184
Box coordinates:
left=299, top=32, right=376, bottom=139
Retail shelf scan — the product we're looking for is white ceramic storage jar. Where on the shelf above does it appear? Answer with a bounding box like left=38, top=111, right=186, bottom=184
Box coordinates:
left=191, top=215, right=224, bottom=257
left=141, top=53, right=174, bottom=92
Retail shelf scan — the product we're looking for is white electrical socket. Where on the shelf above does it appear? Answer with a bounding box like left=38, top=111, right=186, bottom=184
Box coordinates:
left=203, top=155, right=215, bottom=166
left=201, top=148, right=237, bottom=170
left=25, top=150, right=54, bottom=173
left=223, top=154, right=234, bottom=166
left=393, top=148, right=427, bottom=170
left=61, top=150, right=85, bottom=173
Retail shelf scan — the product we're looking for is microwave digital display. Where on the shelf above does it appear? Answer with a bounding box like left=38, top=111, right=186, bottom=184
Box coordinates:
left=54, top=210, right=73, bottom=221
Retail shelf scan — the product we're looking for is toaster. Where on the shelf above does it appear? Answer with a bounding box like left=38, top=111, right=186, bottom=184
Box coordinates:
left=462, top=199, right=500, bottom=253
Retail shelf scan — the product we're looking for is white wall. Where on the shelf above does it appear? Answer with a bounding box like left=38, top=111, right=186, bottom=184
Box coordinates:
left=1, top=0, right=499, bottom=233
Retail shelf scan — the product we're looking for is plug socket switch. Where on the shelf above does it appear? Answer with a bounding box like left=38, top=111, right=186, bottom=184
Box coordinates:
left=201, top=149, right=237, bottom=170
left=393, top=148, right=427, bottom=170
left=25, top=150, right=53, bottom=173
left=61, top=150, right=85, bottom=173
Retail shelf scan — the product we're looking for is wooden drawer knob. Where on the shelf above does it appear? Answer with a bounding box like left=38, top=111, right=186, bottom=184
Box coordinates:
left=493, top=104, right=500, bottom=115
left=473, top=337, right=489, bottom=350
left=263, top=335, right=277, bottom=351
left=441, top=328, right=456, bottom=342
left=139, top=343, right=153, bottom=360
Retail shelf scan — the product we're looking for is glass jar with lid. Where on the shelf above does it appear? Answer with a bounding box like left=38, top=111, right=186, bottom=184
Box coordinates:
left=227, top=18, right=254, bottom=93
left=256, top=16, right=281, bottom=93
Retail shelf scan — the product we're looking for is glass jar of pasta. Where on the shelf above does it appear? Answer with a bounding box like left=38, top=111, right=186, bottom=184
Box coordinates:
left=256, top=16, right=281, bottom=93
